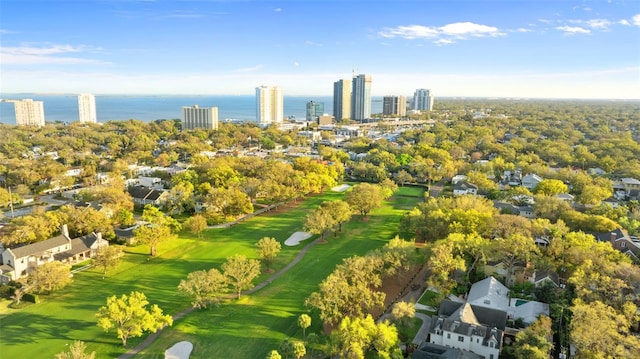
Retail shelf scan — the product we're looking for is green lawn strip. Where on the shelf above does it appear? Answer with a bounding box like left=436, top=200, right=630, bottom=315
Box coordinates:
left=394, top=186, right=426, bottom=198
left=417, top=290, right=440, bottom=308
left=0, top=191, right=418, bottom=358
left=137, top=196, right=414, bottom=358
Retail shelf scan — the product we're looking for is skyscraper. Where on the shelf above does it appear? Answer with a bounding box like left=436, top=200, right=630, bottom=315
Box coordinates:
left=306, top=101, right=325, bottom=121
left=256, top=85, right=283, bottom=125
left=13, top=99, right=45, bottom=127
left=351, top=74, right=372, bottom=121
left=413, top=88, right=434, bottom=111
left=182, top=105, right=219, bottom=130
left=382, top=95, right=407, bottom=116
left=78, top=93, right=97, bottom=123
left=333, top=79, right=351, bottom=121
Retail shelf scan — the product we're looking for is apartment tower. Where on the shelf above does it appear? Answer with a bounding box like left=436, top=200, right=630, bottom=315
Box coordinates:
left=351, top=74, right=372, bottom=121
left=306, top=101, right=325, bottom=121
left=255, top=85, right=283, bottom=125
left=78, top=94, right=97, bottom=123
left=13, top=99, right=45, bottom=127
left=333, top=79, right=352, bottom=121
left=413, top=88, right=434, bottom=111
left=382, top=95, right=407, bottom=116
left=182, top=105, right=219, bottom=130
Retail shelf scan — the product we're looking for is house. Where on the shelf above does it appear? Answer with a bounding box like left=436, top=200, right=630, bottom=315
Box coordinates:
left=620, top=177, right=640, bottom=192
left=0, top=225, right=108, bottom=282
left=532, top=270, right=561, bottom=288
left=451, top=175, right=468, bottom=185
left=127, top=185, right=167, bottom=207
left=467, top=276, right=550, bottom=325
left=556, top=193, right=575, bottom=203
left=517, top=206, right=535, bottom=219
left=453, top=182, right=478, bottom=196
left=493, top=202, right=519, bottom=215
left=589, top=229, right=640, bottom=264
left=521, top=174, right=543, bottom=190
left=429, top=300, right=506, bottom=359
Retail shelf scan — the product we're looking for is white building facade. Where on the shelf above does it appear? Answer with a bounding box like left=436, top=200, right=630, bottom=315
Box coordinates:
left=13, top=99, right=45, bottom=127
left=256, top=85, right=283, bottom=125
left=78, top=93, right=97, bottom=123
left=182, top=105, right=219, bottom=130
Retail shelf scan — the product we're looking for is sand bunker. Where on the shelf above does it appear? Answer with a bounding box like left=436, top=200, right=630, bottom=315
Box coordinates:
left=284, top=231, right=312, bottom=246
left=165, top=341, right=193, bottom=359
left=332, top=184, right=351, bottom=192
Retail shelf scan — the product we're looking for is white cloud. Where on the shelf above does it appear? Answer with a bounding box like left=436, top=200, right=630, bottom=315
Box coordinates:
left=619, top=19, right=630, bottom=26
left=379, top=21, right=503, bottom=44
left=304, top=40, right=322, bottom=46
left=434, top=39, right=454, bottom=46
left=586, top=19, right=612, bottom=29
left=0, top=44, right=106, bottom=65
left=232, top=64, right=263, bottom=73
left=513, top=28, right=534, bottom=33
left=293, top=61, right=299, bottom=67
left=439, top=22, right=503, bottom=38
left=0, top=29, right=17, bottom=34
left=379, top=25, right=439, bottom=39
left=273, top=8, right=282, bottom=12
left=633, top=14, right=640, bottom=26
left=556, top=26, right=591, bottom=35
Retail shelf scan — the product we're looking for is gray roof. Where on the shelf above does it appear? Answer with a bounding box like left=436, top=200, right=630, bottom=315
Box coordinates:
left=10, top=235, right=70, bottom=259
left=454, top=181, right=478, bottom=191
left=128, top=186, right=165, bottom=201
left=412, top=343, right=482, bottom=359
left=467, top=276, right=510, bottom=312
left=514, top=300, right=550, bottom=324
left=431, top=300, right=506, bottom=349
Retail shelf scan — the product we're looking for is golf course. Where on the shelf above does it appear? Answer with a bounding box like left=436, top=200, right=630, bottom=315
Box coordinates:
left=0, top=186, right=424, bottom=358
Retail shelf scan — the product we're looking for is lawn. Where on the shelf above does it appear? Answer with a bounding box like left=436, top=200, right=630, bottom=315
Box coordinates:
left=0, top=190, right=421, bottom=358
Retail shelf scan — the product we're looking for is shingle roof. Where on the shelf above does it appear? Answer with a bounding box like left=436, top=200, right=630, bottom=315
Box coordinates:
left=10, top=235, right=70, bottom=259
left=467, top=276, right=510, bottom=312
left=412, top=343, right=483, bottom=359
left=127, top=186, right=164, bottom=201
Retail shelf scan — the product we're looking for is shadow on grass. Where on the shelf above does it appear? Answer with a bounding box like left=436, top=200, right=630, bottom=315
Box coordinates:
left=0, top=312, right=93, bottom=345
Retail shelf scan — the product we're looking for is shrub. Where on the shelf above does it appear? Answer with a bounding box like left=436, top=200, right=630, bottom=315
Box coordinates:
left=0, top=285, right=11, bottom=299
left=23, top=293, right=38, bottom=303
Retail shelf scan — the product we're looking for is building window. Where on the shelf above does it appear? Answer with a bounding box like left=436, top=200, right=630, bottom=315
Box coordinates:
left=447, top=333, right=451, bottom=339
left=490, top=355, right=494, bottom=359
left=477, top=338, right=479, bottom=343
left=621, top=242, right=626, bottom=248
left=458, top=336, right=464, bottom=342
left=489, top=342, right=494, bottom=348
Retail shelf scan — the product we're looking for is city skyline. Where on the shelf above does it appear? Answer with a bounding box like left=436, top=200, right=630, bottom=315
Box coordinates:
left=0, top=1, right=639, bottom=99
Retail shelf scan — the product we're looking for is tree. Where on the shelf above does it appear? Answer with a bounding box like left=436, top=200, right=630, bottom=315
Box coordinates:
left=55, top=340, right=96, bottom=359
left=533, top=179, right=568, bottom=196
left=492, top=234, right=539, bottom=285
left=297, top=314, right=311, bottom=341
left=256, top=237, right=281, bottom=271
left=265, top=350, right=282, bottom=359
left=512, top=315, right=553, bottom=359
left=96, top=291, right=172, bottom=347
left=292, top=341, right=306, bottom=359
left=133, top=205, right=180, bottom=256
left=177, top=268, right=228, bottom=309
left=321, top=200, right=352, bottom=234
left=329, top=315, right=401, bottom=359
left=28, top=261, right=72, bottom=294
left=425, top=242, right=466, bottom=296
left=391, top=301, right=416, bottom=328
left=93, top=246, right=123, bottom=277
left=345, top=183, right=384, bottom=216
left=379, top=178, right=398, bottom=199
left=570, top=300, right=640, bottom=358
left=303, top=205, right=335, bottom=242
left=183, top=214, right=207, bottom=239
left=222, top=255, right=261, bottom=299
left=378, top=236, right=418, bottom=277
left=395, top=170, right=414, bottom=186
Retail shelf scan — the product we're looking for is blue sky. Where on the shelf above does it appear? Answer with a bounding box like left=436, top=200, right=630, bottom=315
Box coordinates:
left=1, top=0, right=639, bottom=99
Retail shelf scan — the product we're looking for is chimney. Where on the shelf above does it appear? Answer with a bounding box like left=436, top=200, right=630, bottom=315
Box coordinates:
left=62, top=224, right=70, bottom=238
left=96, top=232, right=102, bottom=243
left=611, top=232, right=617, bottom=245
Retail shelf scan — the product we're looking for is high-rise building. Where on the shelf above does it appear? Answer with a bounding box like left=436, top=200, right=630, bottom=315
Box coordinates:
left=382, top=95, right=407, bottom=116
left=256, top=85, right=283, bottom=125
left=182, top=105, right=219, bottom=130
left=306, top=101, right=325, bottom=121
left=413, top=88, right=434, bottom=111
left=333, top=79, right=351, bottom=121
left=13, top=99, right=45, bottom=127
left=78, top=94, right=97, bottom=123
left=351, top=74, right=372, bottom=121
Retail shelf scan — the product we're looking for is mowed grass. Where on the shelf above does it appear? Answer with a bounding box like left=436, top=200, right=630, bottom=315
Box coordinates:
left=0, top=189, right=422, bottom=358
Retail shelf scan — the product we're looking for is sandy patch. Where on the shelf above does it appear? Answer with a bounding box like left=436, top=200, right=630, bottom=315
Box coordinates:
left=332, top=184, right=351, bottom=192
left=165, top=341, right=193, bottom=359
left=284, top=231, right=312, bottom=246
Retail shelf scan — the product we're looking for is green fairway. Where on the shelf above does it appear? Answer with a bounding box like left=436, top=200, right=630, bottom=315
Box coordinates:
left=0, top=190, right=421, bottom=358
